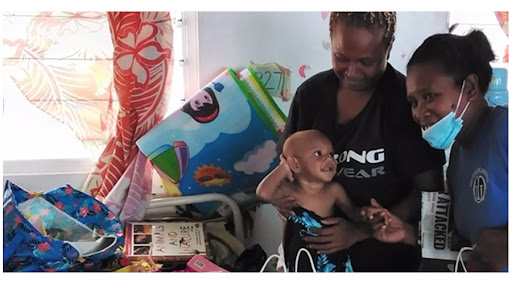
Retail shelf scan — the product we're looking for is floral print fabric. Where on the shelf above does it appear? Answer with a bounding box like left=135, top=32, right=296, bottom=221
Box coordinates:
left=3, top=180, right=124, bottom=272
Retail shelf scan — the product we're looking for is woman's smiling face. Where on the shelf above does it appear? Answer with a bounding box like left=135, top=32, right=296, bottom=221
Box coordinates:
left=330, top=23, right=390, bottom=92
left=406, top=62, right=468, bottom=131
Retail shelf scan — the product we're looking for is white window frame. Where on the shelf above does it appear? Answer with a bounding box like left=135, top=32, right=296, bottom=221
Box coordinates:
left=3, top=159, right=96, bottom=192
left=182, top=11, right=201, bottom=99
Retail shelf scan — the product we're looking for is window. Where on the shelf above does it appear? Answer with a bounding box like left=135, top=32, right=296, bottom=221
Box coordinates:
left=2, top=12, right=190, bottom=189
left=449, top=11, right=509, bottom=88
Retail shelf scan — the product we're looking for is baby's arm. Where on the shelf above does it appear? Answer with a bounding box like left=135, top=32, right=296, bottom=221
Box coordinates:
left=332, top=183, right=362, bottom=222
left=256, top=157, right=293, bottom=202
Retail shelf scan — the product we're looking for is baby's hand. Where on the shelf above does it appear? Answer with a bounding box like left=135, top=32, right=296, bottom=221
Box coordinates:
left=360, top=207, right=392, bottom=227
left=360, top=198, right=392, bottom=228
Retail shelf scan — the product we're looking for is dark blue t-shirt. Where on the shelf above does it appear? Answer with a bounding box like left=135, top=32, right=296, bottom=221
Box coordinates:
left=448, top=106, right=508, bottom=243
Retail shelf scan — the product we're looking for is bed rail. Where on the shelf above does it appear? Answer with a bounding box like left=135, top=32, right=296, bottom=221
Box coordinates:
left=145, top=193, right=244, bottom=242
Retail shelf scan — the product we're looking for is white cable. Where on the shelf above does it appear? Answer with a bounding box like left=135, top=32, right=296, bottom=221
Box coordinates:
left=455, top=246, right=473, bottom=272
left=259, top=254, right=281, bottom=273
left=260, top=248, right=317, bottom=273
left=295, top=248, right=317, bottom=273
left=276, top=243, right=286, bottom=272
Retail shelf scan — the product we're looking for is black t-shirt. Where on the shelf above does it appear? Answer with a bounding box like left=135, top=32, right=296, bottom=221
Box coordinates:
left=279, top=64, right=446, bottom=271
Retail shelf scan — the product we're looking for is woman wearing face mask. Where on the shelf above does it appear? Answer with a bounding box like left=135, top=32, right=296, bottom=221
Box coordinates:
left=365, top=30, right=508, bottom=272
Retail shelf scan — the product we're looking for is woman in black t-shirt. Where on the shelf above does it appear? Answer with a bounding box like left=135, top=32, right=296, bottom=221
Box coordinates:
left=272, top=12, right=445, bottom=272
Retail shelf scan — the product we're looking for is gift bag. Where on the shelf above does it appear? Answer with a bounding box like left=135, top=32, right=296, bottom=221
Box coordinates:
left=136, top=67, right=286, bottom=215
left=3, top=180, right=125, bottom=272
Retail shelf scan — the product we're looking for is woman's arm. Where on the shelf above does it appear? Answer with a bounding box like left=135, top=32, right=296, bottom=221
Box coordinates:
left=353, top=167, right=444, bottom=248
left=473, top=227, right=508, bottom=271
left=390, top=167, right=445, bottom=223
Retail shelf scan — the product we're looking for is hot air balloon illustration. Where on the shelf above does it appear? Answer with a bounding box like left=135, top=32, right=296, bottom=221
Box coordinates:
left=148, top=141, right=189, bottom=184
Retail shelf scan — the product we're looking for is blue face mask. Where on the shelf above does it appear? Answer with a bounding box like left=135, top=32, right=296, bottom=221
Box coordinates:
left=422, top=80, right=471, bottom=149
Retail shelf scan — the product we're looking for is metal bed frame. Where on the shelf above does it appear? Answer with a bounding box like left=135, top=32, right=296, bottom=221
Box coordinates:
left=145, top=193, right=244, bottom=242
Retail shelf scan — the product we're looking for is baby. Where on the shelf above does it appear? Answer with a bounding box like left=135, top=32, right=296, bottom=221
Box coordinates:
left=257, top=129, right=364, bottom=272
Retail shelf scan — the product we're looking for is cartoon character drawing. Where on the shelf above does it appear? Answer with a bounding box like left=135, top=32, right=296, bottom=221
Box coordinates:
left=182, top=87, right=220, bottom=123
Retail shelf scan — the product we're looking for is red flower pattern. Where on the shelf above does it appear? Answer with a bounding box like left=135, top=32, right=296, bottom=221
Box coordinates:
left=79, top=206, right=90, bottom=217
left=93, top=202, right=101, bottom=213
left=115, top=22, right=170, bottom=87
left=55, top=202, right=64, bottom=210
left=38, top=242, right=50, bottom=252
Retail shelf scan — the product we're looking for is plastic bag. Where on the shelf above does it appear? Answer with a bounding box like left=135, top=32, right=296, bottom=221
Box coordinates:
left=3, top=180, right=125, bottom=271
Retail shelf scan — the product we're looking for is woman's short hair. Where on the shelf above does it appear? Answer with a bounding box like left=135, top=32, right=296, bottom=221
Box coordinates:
left=329, top=12, right=397, bottom=48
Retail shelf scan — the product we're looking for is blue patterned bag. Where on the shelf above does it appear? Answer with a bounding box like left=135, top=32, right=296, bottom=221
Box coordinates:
left=3, top=180, right=125, bottom=272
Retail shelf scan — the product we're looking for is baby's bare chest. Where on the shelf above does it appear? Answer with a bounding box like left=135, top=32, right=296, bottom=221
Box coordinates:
left=292, top=191, right=336, bottom=218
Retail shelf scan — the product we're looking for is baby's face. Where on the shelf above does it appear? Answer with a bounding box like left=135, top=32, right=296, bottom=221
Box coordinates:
left=297, top=136, right=337, bottom=181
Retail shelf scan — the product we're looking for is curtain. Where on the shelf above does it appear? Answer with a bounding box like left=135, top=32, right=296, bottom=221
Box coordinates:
left=495, top=12, right=509, bottom=63
left=83, top=12, right=174, bottom=223
left=3, top=12, right=118, bottom=153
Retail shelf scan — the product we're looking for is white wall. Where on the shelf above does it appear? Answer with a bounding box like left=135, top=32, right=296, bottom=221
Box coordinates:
left=195, top=11, right=449, bottom=256
left=197, top=12, right=331, bottom=99
left=197, top=12, right=449, bottom=116
left=390, top=12, right=450, bottom=74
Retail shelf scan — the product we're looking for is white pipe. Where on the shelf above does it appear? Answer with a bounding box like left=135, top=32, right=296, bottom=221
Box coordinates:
left=147, top=193, right=244, bottom=242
